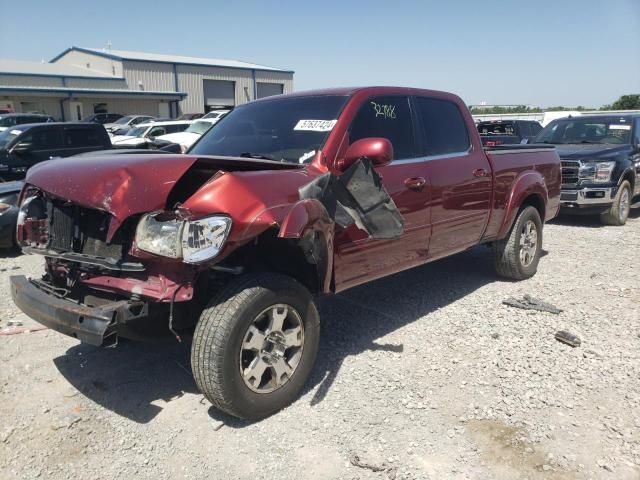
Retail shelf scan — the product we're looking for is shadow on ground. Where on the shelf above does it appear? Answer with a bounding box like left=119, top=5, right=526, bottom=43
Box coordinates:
left=550, top=204, right=640, bottom=228
left=53, top=244, right=523, bottom=425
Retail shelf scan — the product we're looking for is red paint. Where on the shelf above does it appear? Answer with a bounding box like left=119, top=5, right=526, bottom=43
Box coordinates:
left=21, top=87, right=561, bottom=301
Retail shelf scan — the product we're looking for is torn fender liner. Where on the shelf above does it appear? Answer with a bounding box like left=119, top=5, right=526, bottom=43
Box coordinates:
left=299, top=158, right=404, bottom=239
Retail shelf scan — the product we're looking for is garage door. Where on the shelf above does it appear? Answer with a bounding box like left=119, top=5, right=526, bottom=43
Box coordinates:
left=257, top=83, right=284, bottom=99
left=203, top=80, right=235, bottom=108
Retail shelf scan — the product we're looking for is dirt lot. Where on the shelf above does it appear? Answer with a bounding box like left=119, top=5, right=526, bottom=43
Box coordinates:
left=1, top=210, right=639, bottom=480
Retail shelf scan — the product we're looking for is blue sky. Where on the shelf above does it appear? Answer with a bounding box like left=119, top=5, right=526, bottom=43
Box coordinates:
left=1, top=0, right=638, bottom=107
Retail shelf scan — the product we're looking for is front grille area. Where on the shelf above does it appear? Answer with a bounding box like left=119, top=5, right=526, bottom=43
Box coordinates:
left=46, top=199, right=126, bottom=260
left=561, top=160, right=580, bottom=187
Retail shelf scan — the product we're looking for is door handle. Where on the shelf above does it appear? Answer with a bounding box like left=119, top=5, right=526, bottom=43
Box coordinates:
left=473, top=168, right=488, bottom=177
left=404, top=176, right=426, bottom=191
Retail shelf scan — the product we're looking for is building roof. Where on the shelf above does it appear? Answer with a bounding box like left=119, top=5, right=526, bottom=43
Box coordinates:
left=51, top=47, right=294, bottom=73
left=0, top=85, right=186, bottom=99
left=0, top=59, right=120, bottom=79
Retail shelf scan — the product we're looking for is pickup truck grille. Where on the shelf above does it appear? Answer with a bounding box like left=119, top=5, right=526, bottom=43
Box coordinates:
left=561, top=160, right=580, bottom=187
left=47, top=200, right=125, bottom=260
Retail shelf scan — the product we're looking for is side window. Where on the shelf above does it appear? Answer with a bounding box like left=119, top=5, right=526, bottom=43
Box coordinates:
left=530, top=122, right=542, bottom=136
left=348, top=96, right=417, bottom=159
left=63, top=127, right=101, bottom=147
left=414, top=97, right=470, bottom=156
left=31, top=128, right=61, bottom=149
left=519, top=122, right=531, bottom=138
left=148, top=126, right=167, bottom=137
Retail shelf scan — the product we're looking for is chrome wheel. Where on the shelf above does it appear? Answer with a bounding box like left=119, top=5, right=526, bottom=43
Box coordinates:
left=619, top=187, right=630, bottom=223
left=239, top=304, right=304, bottom=394
left=519, top=220, right=538, bottom=267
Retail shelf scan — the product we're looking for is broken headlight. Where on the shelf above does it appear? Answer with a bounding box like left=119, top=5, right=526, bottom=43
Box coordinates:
left=136, top=213, right=232, bottom=263
left=182, top=216, right=232, bottom=263
left=135, top=213, right=183, bottom=258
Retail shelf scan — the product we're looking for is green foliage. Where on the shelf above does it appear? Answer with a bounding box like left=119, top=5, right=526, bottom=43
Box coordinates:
left=610, top=94, right=640, bottom=110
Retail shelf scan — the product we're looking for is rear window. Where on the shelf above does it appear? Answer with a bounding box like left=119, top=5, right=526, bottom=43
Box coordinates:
left=415, top=97, right=470, bottom=155
left=478, top=122, right=515, bottom=135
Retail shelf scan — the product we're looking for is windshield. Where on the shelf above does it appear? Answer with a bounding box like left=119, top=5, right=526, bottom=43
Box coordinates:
left=0, top=116, right=17, bottom=128
left=0, top=129, right=22, bottom=149
left=185, top=121, right=213, bottom=135
left=478, top=123, right=515, bottom=135
left=190, top=95, right=349, bottom=163
left=535, top=117, right=633, bottom=145
left=126, top=126, right=149, bottom=138
left=113, top=116, right=133, bottom=125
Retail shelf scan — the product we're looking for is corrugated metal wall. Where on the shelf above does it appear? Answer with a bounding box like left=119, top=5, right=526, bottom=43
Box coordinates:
left=254, top=71, right=294, bottom=93
left=0, top=75, right=64, bottom=87
left=176, top=65, right=252, bottom=113
left=175, top=65, right=293, bottom=113
left=53, top=50, right=123, bottom=77
left=9, top=96, right=63, bottom=118
left=64, top=78, right=127, bottom=89
left=123, top=61, right=175, bottom=92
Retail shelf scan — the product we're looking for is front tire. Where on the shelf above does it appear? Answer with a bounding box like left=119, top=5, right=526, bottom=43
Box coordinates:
left=191, top=272, right=320, bottom=420
left=493, top=205, right=543, bottom=280
left=601, top=180, right=631, bottom=226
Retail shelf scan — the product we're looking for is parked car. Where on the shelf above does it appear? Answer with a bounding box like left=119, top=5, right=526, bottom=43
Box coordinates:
left=153, top=119, right=217, bottom=152
left=11, top=86, right=560, bottom=420
left=201, top=109, right=230, bottom=121
left=82, top=113, right=124, bottom=124
left=477, top=120, right=542, bottom=146
left=534, top=114, right=640, bottom=225
left=110, top=120, right=191, bottom=149
left=0, top=113, right=56, bottom=132
left=177, top=113, right=204, bottom=120
left=103, top=115, right=155, bottom=136
left=0, top=122, right=111, bottom=180
left=0, top=180, right=22, bottom=249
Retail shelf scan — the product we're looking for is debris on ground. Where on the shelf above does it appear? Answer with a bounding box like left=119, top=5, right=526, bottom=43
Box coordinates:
left=348, top=452, right=396, bottom=478
left=555, top=330, right=581, bottom=348
left=502, top=294, right=563, bottom=314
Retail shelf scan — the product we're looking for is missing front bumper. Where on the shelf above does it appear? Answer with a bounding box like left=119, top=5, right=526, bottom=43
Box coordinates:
left=10, top=275, right=148, bottom=346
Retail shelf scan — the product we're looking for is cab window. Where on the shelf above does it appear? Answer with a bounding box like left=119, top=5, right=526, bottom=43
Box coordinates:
left=414, top=97, right=469, bottom=155
left=348, top=96, right=417, bottom=159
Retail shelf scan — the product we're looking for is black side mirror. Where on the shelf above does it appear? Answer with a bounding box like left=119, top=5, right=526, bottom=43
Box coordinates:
left=11, top=142, right=32, bottom=154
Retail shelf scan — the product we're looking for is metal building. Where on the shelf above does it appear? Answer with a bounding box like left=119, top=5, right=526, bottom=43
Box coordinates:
left=0, top=47, right=294, bottom=120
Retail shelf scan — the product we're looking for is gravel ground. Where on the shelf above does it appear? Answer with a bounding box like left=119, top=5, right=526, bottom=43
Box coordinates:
left=1, top=210, right=639, bottom=480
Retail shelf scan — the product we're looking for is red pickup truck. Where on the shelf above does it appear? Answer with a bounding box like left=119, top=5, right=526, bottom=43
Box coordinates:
left=11, top=87, right=561, bottom=419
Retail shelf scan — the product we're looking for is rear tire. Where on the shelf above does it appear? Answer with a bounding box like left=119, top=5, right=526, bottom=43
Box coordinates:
left=601, top=180, right=631, bottom=226
left=493, top=206, right=543, bottom=280
left=191, top=272, right=320, bottom=420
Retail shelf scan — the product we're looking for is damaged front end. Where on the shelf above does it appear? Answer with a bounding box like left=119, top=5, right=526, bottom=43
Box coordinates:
left=12, top=187, right=203, bottom=346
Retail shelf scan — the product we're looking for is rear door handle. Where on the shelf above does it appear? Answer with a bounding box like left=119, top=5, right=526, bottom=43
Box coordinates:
left=404, top=176, right=426, bottom=191
left=473, top=168, right=488, bottom=177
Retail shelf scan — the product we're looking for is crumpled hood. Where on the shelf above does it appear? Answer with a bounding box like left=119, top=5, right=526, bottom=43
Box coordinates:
left=25, top=154, right=302, bottom=238
left=556, top=144, right=631, bottom=160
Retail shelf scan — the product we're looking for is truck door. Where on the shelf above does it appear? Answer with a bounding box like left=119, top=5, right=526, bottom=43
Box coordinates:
left=412, top=96, right=492, bottom=259
left=333, top=95, right=431, bottom=291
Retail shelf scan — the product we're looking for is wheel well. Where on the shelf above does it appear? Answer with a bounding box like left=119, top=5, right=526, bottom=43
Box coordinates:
left=221, top=228, right=323, bottom=294
left=520, top=193, right=545, bottom=220
left=621, top=170, right=635, bottom=190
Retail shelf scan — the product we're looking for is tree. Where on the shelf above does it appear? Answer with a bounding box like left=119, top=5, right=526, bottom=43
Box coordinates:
left=610, top=94, right=640, bottom=110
